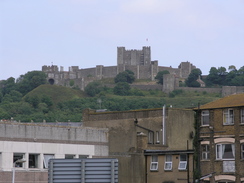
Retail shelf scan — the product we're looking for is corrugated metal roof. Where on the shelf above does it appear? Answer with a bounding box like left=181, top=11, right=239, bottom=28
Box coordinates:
left=195, top=93, right=244, bottom=110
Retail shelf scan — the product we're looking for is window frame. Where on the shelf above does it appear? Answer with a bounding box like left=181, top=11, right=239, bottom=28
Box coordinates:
left=241, top=144, right=244, bottom=159
left=13, top=153, right=25, bottom=168
left=148, top=131, right=153, bottom=144
left=65, top=154, right=75, bottom=159
left=241, top=108, right=244, bottom=124
left=201, top=144, right=210, bottom=160
left=201, top=110, right=210, bottom=126
left=178, top=154, right=187, bottom=170
left=150, top=155, right=158, bottom=171
left=43, top=154, right=54, bottom=169
left=29, top=153, right=39, bottom=168
left=156, top=131, right=160, bottom=144
left=223, top=108, right=234, bottom=125
left=216, top=144, right=235, bottom=160
left=164, top=155, right=172, bottom=171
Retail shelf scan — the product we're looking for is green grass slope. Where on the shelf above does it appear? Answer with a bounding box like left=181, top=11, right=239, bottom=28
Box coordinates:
left=24, top=84, right=86, bottom=105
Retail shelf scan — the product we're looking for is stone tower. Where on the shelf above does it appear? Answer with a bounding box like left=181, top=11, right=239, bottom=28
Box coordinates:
left=117, top=46, right=151, bottom=66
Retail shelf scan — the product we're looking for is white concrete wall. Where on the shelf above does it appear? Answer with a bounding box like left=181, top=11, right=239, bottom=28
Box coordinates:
left=0, top=141, right=96, bottom=171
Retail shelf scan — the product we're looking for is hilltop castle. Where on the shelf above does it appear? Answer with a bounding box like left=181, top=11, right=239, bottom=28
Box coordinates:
left=42, top=47, right=197, bottom=90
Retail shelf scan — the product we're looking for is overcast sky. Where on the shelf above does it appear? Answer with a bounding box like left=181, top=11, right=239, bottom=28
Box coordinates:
left=1, top=0, right=244, bottom=80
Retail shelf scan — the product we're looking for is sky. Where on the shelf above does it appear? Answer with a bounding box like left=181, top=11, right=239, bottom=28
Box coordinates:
left=1, top=0, right=244, bottom=80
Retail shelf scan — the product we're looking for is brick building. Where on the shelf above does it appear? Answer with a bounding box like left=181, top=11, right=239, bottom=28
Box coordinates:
left=82, top=107, right=195, bottom=183
left=194, top=93, right=244, bottom=183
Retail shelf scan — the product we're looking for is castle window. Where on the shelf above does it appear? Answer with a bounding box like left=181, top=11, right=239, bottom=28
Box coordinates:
left=201, top=144, right=210, bottom=160
left=216, top=144, right=235, bottom=160
left=178, top=154, right=187, bottom=170
left=241, top=108, right=244, bottom=124
left=223, top=109, right=234, bottom=125
left=201, top=110, right=210, bottom=126
left=164, top=155, right=172, bottom=170
left=150, top=155, right=158, bottom=171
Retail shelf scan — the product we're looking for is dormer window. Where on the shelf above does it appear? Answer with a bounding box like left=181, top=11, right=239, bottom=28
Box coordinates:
left=201, top=110, right=209, bottom=126
left=223, top=109, right=234, bottom=125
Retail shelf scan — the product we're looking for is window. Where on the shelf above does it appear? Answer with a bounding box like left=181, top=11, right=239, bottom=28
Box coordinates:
left=29, top=154, right=39, bottom=168
left=43, top=154, right=54, bottom=169
left=223, top=109, right=234, bottom=125
left=241, top=144, right=244, bottom=159
left=79, top=155, right=89, bottom=159
left=241, top=108, right=244, bottom=124
left=201, top=145, right=210, bottom=160
left=148, top=131, right=153, bottom=144
left=65, top=154, right=75, bottom=159
left=150, top=155, right=158, bottom=171
left=216, top=144, right=235, bottom=160
left=178, top=154, right=187, bottom=170
left=13, top=153, right=25, bottom=167
left=164, top=155, right=172, bottom=170
left=201, top=110, right=210, bottom=126
left=156, top=131, right=160, bottom=144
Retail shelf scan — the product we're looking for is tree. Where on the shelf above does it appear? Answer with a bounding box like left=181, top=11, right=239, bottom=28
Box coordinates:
left=16, top=71, right=47, bottom=95
left=0, top=77, right=16, bottom=96
left=84, top=81, right=103, bottom=97
left=113, top=82, right=131, bottom=96
left=114, top=70, right=135, bottom=84
left=185, top=69, right=202, bottom=87
left=205, top=67, right=220, bottom=86
left=228, top=65, right=237, bottom=72
left=155, top=70, right=170, bottom=85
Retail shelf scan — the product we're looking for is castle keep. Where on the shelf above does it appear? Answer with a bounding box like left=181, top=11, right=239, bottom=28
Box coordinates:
left=42, top=46, right=196, bottom=90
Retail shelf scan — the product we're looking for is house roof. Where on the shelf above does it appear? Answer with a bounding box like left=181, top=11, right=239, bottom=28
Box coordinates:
left=195, top=93, right=244, bottom=110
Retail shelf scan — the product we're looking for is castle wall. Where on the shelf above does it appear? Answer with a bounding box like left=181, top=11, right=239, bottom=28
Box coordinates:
left=102, top=66, right=118, bottom=78
left=42, top=47, right=199, bottom=91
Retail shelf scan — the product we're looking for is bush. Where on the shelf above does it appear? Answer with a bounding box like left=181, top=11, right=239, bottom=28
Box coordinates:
left=113, top=82, right=131, bottom=96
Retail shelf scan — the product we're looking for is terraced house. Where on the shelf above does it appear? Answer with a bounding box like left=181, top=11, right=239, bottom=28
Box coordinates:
left=195, top=93, right=244, bottom=183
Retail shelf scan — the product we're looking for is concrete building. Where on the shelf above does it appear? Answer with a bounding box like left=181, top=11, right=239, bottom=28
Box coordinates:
left=0, top=122, right=109, bottom=183
left=82, top=107, right=195, bottom=183
left=194, top=93, right=244, bottom=183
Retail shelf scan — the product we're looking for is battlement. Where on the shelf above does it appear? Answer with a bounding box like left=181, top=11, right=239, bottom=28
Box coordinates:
left=42, top=46, right=197, bottom=91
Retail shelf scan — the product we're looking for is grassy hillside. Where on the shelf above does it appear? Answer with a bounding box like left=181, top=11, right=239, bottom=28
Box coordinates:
left=24, top=84, right=86, bottom=105
left=0, top=84, right=219, bottom=122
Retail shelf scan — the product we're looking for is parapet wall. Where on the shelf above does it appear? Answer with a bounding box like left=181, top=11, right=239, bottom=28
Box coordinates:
left=0, top=122, right=108, bottom=143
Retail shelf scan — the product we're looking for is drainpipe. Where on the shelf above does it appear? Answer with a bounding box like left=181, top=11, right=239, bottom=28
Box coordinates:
left=162, top=105, right=166, bottom=145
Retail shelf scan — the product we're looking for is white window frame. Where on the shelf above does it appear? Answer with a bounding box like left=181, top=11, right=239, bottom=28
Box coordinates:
left=65, top=154, right=75, bottom=159
left=164, top=155, right=172, bottom=170
left=13, top=153, right=25, bottom=168
left=148, top=131, right=153, bottom=144
left=241, top=144, right=244, bottom=159
left=150, top=155, right=158, bottom=171
left=29, top=153, right=39, bottom=168
left=43, top=154, right=54, bottom=169
left=201, top=144, right=210, bottom=160
left=201, top=110, right=210, bottom=126
left=156, top=131, right=160, bottom=144
left=223, top=109, right=234, bottom=125
left=178, top=154, right=187, bottom=170
left=241, top=108, right=244, bottom=124
left=216, top=144, right=235, bottom=160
